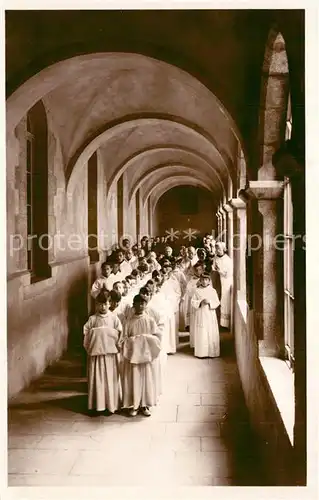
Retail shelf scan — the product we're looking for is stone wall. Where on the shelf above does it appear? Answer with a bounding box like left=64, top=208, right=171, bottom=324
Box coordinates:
left=7, top=110, right=90, bottom=398
left=234, top=302, right=294, bottom=485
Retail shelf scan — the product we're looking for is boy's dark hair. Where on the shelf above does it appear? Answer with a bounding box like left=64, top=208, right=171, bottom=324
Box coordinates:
left=139, top=286, right=150, bottom=296
left=113, top=281, right=122, bottom=288
left=126, top=275, right=134, bottom=281
left=152, top=270, right=160, bottom=279
left=138, top=263, right=149, bottom=273
left=131, top=269, right=138, bottom=277
left=201, top=272, right=211, bottom=279
left=96, top=290, right=109, bottom=303
left=133, top=294, right=147, bottom=305
left=101, top=260, right=111, bottom=268
left=109, top=290, right=121, bottom=303
left=146, top=279, right=155, bottom=286
left=194, top=261, right=205, bottom=269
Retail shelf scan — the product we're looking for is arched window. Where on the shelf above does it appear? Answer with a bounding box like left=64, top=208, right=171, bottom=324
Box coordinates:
left=26, top=100, right=50, bottom=281
left=283, top=94, right=294, bottom=370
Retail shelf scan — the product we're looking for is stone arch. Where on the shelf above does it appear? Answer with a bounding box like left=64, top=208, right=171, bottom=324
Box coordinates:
left=66, top=115, right=232, bottom=196
left=129, top=162, right=224, bottom=204
left=146, top=175, right=215, bottom=214
left=258, top=28, right=290, bottom=179
left=139, top=165, right=218, bottom=207
left=106, top=144, right=227, bottom=196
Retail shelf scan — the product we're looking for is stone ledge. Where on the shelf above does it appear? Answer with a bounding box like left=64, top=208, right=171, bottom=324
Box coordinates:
left=259, top=356, right=294, bottom=445
left=243, top=181, right=284, bottom=200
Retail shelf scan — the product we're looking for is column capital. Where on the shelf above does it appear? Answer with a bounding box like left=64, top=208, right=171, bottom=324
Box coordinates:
left=240, top=180, right=284, bottom=200
left=223, top=202, right=233, bottom=213
left=230, top=197, right=246, bottom=209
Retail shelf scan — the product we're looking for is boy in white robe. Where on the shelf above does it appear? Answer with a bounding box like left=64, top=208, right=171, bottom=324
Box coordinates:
left=191, top=273, right=220, bottom=358
left=120, top=294, right=162, bottom=417
left=83, top=291, right=122, bottom=415
left=116, top=250, right=132, bottom=276
left=111, top=261, right=124, bottom=283
left=181, top=262, right=205, bottom=338
left=91, top=261, right=114, bottom=299
left=215, top=242, right=233, bottom=329
left=162, top=269, right=182, bottom=353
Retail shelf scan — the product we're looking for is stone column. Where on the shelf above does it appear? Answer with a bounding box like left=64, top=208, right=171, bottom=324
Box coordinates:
left=223, top=202, right=233, bottom=260
left=230, top=198, right=247, bottom=300
left=218, top=205, right=227, bottom=243
left=243, top=180, right=285, bottom=357
left=216, top=209, right=222, bottom=241
left=216, top=211, right=222, bottom=240
left=219, top=206, right=227, bottom=245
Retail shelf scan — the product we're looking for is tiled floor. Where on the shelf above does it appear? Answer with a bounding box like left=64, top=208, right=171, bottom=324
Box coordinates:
left=7, top=333, right=264, bottom=487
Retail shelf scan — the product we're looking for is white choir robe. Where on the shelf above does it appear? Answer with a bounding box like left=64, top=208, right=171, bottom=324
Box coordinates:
left=111, top=270, right=125, bottom=284
left=179, top=257, right=191, bottom=272
left=91, top=275, right=115, bottom=299
left=119, top=300, right=165, bottom=398
left=215, top=254, right=233, bottom=328
left=171, top=269, right=187, bottom=331
left=120, top=260, right=132, bottom=277
left=121, top=313, right=161, bottom=409
left=83, top=312, right=122, bottom=412
left=191, top=286, right=220, bottom=358
left=129, top=256, right=139, bottom=270
left=181, top=276, right=200, bottom=338
left=160, top=279, right=180, bottom=354
left=149, top=292, right=169, bottom=391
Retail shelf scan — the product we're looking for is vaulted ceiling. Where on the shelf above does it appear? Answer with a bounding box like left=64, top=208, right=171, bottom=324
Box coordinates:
left=6, top=10, right=304, bottom=206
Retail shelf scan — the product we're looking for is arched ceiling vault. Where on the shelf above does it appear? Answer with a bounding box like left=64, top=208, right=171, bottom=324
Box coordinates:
left=105, top=144, right=227, bottom=196
left=150, top=178, right=215, bottom=214
left=139, top=166, right=218, bottom=206
left=129, top=162, right=223, bottom=204
left=67, top=116, right=232, bottom=196
left=7, top=53, right=245, bottom=200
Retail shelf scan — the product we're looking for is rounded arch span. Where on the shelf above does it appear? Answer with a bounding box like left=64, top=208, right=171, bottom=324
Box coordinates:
left=7, top=52, right=247, bottom=189
left=129, top=161, right=224, bottom=204
left=107, top=145, right=227, bottom=196
left=150, top=178, right=216, bottom=216
left=138, top=165, right=218, bottom=207
left=144, top=174, right=214, bottom=211
left=7, top=51, right=245, bottom=150
left=66, top=115, right=232, bottom=195
left=258, top=28, right=290, bottom=176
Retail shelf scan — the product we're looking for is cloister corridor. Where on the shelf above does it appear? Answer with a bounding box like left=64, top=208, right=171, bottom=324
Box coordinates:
left=6, top=9, right=307, bottom=492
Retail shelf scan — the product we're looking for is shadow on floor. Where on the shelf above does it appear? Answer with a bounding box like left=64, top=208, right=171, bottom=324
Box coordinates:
left=177, top=332, right=266, bottom=486
left=8, top=331, right=266, bottom=485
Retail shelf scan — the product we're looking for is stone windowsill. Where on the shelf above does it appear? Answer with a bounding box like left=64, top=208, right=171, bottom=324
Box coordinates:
left=237, top=297, right=248, bottom=323
left=259, top=356, right=295, bottom=445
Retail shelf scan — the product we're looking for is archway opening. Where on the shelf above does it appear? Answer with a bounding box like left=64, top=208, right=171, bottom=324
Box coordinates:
left=153, top=186, right=217, bottom=249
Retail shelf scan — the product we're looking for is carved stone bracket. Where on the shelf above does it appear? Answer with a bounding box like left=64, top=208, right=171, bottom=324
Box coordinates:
left=240, top=180, right=284, bottom=200
left=230, top=197, right=246, bottom=209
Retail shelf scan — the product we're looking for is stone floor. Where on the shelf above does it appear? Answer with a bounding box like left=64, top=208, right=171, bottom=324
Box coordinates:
left=7, top=333, right=264, bottom=487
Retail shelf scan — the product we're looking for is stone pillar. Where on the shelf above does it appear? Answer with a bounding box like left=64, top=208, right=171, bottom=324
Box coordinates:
left=216, top=211, right=222, bottom=240
left=230, top=198, right=247, bottom=300
left=243, top=180, right=285, bottom=357
left=148, top=197, right=152, bottom=237
left=223, top=202, right=233, bottom=260
left=219, top=206, right=227, bottom=245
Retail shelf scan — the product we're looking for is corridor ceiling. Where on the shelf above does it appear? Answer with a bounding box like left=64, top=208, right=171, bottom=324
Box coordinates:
left=6, top=10, right=304, bottom=206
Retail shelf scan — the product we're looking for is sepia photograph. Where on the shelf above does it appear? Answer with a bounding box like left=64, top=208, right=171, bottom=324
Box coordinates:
left=4, top=6, right=312, bottom=493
